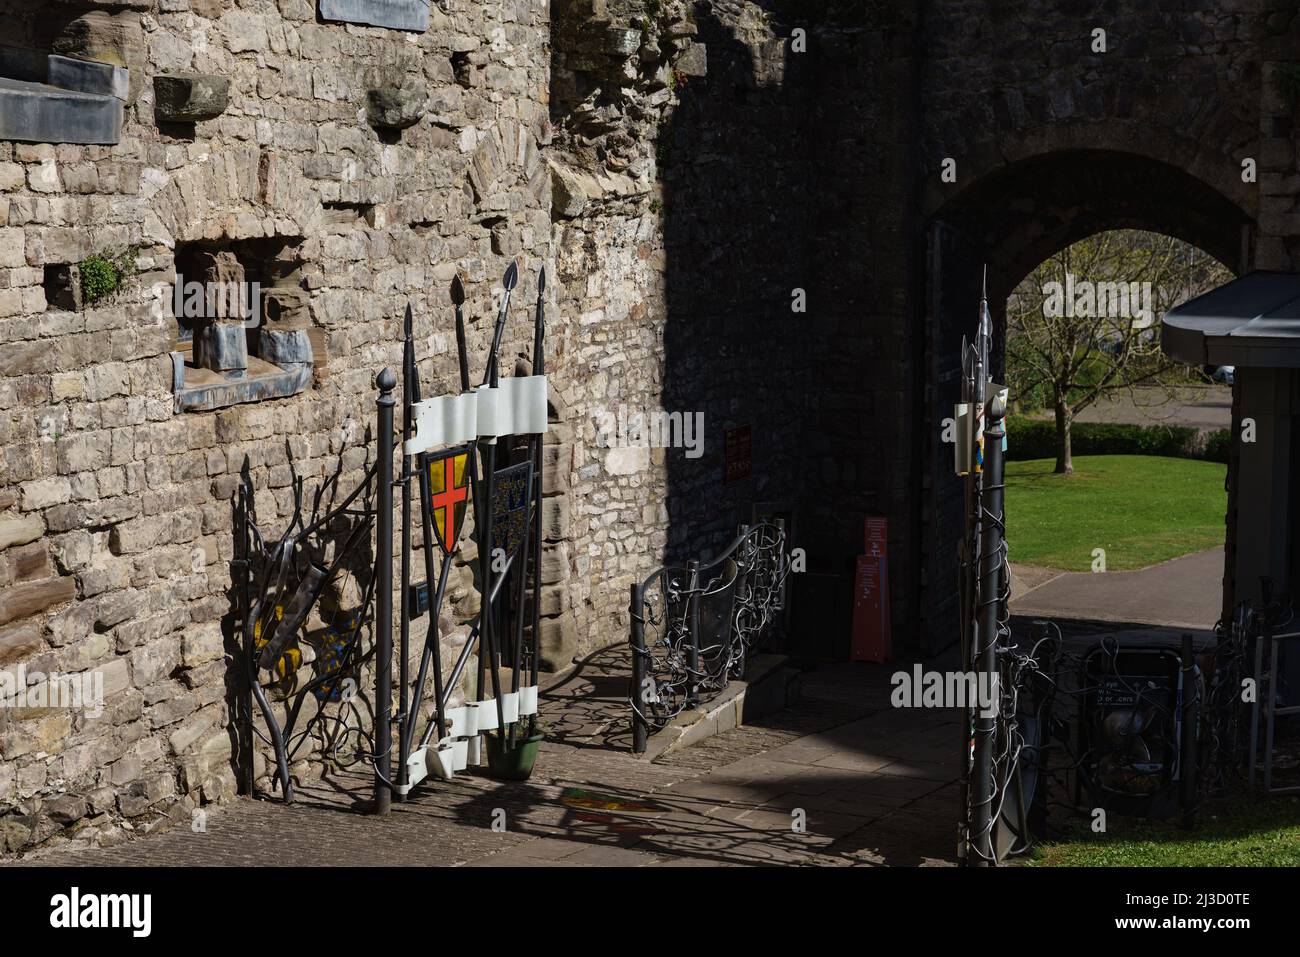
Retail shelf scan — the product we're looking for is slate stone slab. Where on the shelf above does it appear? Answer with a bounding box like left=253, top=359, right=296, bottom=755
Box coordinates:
left=48, top=54, right=129, bottom=100
left=174, top=360, right=313, bottom=413
left=256, top=328, right=314, bottom=367
left=0, top=77, right=122, bottom=145
left=318, top=0, right=428, bottom=32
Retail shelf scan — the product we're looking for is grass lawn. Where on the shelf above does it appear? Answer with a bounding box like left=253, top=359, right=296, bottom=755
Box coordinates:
left=1004, top=455, right=1226, bottom=571
left=1032, top=796, right=1300, bottom=866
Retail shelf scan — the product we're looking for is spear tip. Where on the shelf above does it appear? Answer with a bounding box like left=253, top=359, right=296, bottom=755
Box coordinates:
left=537, top=265, right=546, bottom=295
left=403, top=301, right=413, bottom=336
left=503, top=257, right=519, bottom=292
left=450, top=273, right=466, bottom=305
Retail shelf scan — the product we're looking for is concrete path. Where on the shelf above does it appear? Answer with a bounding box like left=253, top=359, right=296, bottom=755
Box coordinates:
left=1010, top=547, right=1224, bottom=630
left=1026, top=384, right=1231, bottom=432
left=15, top=655, right=958, bottom=868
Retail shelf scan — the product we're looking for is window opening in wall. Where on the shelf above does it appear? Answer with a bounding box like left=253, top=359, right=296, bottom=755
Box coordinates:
left=170, top=236, right=315, bottom=413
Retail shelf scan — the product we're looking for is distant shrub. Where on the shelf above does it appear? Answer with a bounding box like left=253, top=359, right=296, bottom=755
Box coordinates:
left=1005, top=419, right=1228, bottom=463
left=1202, top=429, right=1231, bottom=464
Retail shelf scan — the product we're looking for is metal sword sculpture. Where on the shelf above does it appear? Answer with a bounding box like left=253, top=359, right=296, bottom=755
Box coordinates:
left=954, top=269, right=1029, bottom=865
left=391, top=259, right=550, bottom=800
left=235, top=438, right=382, bottom=804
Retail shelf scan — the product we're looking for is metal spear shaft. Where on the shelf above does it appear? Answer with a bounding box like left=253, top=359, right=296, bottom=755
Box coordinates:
left=397, top=305, right=414, bottom=798
left=476, top=261, right=518, bottom=747
left=972, top=392, right=1007, bottom=865
left=528, top=267, right=546, bottom=738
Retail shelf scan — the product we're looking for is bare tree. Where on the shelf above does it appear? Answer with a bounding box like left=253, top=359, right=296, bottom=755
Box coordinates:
left=1006, top=230, right=1232, bottom=474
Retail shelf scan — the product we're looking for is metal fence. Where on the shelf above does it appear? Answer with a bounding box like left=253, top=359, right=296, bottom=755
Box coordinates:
left=629, top=521, right=792, bottom=753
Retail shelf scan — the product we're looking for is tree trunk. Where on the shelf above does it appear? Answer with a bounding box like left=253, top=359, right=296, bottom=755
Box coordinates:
left=1054, top=402, right=1073, bottom=474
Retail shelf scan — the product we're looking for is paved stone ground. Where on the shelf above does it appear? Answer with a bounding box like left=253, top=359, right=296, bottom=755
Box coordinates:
left=1010, top=547, right=1223, bottom=631
left=15, top=654, right=959, bottom=867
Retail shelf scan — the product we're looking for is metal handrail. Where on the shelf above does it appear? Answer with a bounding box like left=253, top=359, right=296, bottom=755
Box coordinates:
left=629, top=521, right=791, bottom=753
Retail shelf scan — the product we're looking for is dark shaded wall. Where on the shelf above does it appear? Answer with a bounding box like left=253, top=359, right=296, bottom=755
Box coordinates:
left=553, top=0, right=1293, bottom=658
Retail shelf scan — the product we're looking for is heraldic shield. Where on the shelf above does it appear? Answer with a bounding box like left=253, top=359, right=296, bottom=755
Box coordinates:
left=492, top=460, right=532, bottom=560
left=428, top=445, right=472, bottom=555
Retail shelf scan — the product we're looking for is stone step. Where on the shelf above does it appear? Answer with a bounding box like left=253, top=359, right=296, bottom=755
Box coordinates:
left=0, top=76, right=122, bottom=145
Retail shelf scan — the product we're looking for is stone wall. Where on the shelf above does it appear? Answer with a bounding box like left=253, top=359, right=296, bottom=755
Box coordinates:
left=5, top=0, right=1299, bottom=857
left=0, top=0, right=557, bottom=853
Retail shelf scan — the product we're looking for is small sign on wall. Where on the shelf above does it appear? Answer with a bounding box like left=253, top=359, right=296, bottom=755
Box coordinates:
left=724, top=425, right=752, bottom=485
left=851, top=516, right=891, bottom=662
left=319, top=0, right=429, bottom=32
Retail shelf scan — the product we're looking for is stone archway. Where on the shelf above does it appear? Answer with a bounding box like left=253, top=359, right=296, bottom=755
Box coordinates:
left=916, top=148, right=1254, bottom=650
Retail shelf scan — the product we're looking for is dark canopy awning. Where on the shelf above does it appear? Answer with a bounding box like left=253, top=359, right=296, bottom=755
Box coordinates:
left=1162, top=271, right=1300, bottom=368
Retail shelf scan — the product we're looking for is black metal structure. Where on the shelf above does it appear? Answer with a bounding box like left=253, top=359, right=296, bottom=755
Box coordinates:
left=235, top=417, right=383, bottom=805
left=387, top=260, right=550, bottom=800
left=630, top=521, right=792, bottom=752
left=236, top=260, right=550, bottom=810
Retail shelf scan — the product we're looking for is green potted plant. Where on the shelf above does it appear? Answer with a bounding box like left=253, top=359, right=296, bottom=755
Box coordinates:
left=485, top=719, right=545, bottom=781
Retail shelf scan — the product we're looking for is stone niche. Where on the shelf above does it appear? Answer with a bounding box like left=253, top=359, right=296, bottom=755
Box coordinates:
left=171, top=237, right=315, bottom=413
left=318, top=0, right=429, bottom=32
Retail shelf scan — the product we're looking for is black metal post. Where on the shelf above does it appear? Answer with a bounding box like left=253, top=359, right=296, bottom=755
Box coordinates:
left=373, top=367, right=396, bottom=815
left=522, top=266, right=547, bottom=741
left=397, top=307, right=414, bottom=799
left=235, top=485, right=255, bottom=797
left=1180, top=632, right=1198, bottom=826
left=971, top=393, right=1006, bottom=866
left=685, top=559, right=701, bottom=707
left=630, top=582, right=648, bottom=754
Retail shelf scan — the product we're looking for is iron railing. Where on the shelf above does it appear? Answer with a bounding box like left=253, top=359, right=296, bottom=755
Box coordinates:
left=629, top=521, right=791, bottom=753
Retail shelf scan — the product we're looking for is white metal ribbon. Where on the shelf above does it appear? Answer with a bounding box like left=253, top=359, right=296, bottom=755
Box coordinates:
left=405, top=375, right=549, bottom=454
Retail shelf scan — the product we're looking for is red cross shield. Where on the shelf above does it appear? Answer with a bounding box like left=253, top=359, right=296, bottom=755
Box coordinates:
left=427, top=446, right=471, bottom=555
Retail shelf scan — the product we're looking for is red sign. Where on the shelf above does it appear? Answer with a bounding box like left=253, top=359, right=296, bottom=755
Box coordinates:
left=724, top=425, right=751, bottom=484
left=851, top=516, right=891, bottom=662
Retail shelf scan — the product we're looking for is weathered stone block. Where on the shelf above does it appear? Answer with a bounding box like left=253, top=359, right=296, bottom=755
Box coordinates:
left=53, top=10, right=146, bottom=103
left=0, top=514, right=44, bottom=551
left=365, top=84, right=426, bottom=130
left=0, top=575, right=76, bottom=627
left=541, top=495, right=569, bottom=541
left=535, top=615, right=576, bottom=671
left=181, top=622, right=224, bottom=667
left=43, top=793, right=88, bottom=825
left=3, top=542, right=51, bottom=583
left=540, top=541, right=569, bottom=585
left=0, top=621, right=41, bottom=666
left=153, top=74, right=231, bottom=123
left=674, top=41, right=708, bottom=78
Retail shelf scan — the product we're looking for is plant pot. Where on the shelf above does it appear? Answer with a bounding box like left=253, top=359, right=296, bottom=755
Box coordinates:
left=485, top=732, right=544, bottom=781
